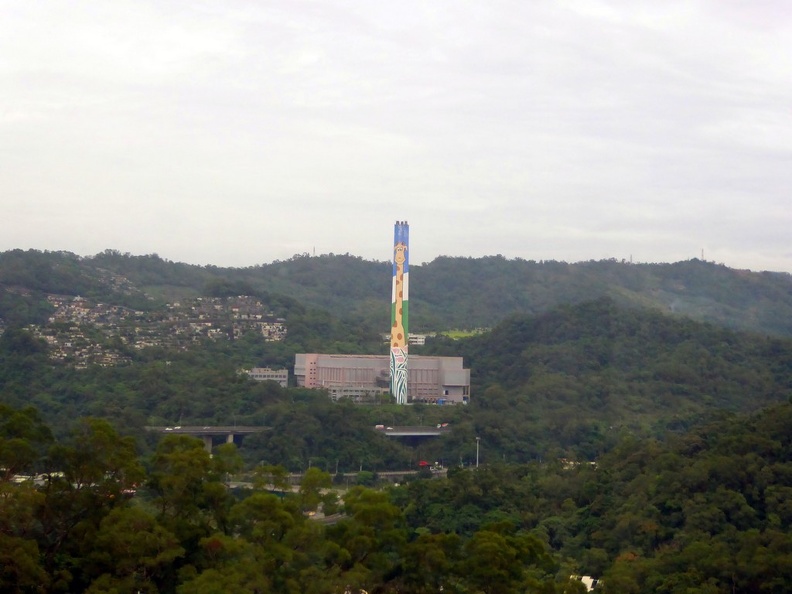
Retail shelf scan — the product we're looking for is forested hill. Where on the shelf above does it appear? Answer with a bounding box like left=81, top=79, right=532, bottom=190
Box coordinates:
left=414, top=256, right=792, bottom=336
left=2, top=249, right=792, bottom=337
left=417, top=298, right=792, bottom=459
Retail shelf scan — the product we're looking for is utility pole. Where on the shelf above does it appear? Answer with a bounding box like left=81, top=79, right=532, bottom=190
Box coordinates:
left=476, top=437, right=481, bottom=468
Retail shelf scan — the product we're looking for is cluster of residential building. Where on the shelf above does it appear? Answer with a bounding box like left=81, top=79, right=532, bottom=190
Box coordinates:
left=26, top=295, right=287, bottom=368
left=165, top=296, right=287, bottom=342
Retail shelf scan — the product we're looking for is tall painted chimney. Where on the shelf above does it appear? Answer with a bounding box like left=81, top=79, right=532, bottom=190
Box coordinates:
left=390, top=221, right=409, bottom=404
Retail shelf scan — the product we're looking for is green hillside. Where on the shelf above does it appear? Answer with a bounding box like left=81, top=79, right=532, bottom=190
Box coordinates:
left=416, top=298, right=792, bottom=463
left=229, top=255, right=792, bottom=337
left=3, top=292, right=792, bottom=471
left=3, top=249, right=792, bottom=337
left=397, top=401, right=792, bottom=592
left=413, top=256, right=792, bottom=336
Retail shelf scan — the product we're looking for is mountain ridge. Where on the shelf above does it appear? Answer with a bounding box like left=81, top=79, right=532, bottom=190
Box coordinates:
left=2, top=249, right=792, bottom=337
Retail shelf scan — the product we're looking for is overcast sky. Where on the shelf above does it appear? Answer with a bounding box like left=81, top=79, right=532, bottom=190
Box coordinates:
left=2, top=1, right=791, bottom=272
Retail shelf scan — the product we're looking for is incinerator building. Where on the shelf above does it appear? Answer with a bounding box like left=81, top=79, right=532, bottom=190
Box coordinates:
left=293, top=353, right=470, bottom=404
left=293, top=221, right=471, bottom=404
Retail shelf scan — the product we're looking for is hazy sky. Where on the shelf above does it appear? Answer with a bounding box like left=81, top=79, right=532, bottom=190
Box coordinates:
left=2, top=1, right=791, bottom=272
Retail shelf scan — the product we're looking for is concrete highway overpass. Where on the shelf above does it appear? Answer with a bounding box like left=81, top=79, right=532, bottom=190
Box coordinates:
left=145, top=424, right=449, bottom=452
left=145, top=426, right=270, bottom=451
left=375, top=425, right=452, bottom=437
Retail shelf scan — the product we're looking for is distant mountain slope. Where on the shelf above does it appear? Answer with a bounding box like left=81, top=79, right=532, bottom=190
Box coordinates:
left=2, top=249, right=792, bottom=337
left=420, top=298, right=792, bottom=452
left=411, top=256, right=792, bottom=336
left=211, top=255, right=792, bottom=337
left=236, top=255, right=792, bottom=337
left=0, top=249, right=154, bottom=326
left=475, top=297, right=791, bottom=404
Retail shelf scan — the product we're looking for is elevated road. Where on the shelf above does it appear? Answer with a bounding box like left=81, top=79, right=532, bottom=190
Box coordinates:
left=375, top=425, right=451, bottom=437
left=146, top=425, right=268, bottom=436
left=145, top=425, right=270, bottom=451
left=144, top=424, right=449, bottom=452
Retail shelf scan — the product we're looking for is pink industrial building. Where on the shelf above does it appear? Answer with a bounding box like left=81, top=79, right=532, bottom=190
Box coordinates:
left=294, top=353, right=470, bottom=404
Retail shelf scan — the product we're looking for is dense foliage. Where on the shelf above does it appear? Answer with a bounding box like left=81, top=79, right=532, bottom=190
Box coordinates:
left=1, top=406, right=574, bottom=593
left=3, top=249, right=792, bottom=336
left=416, top=298, right=792, bottom=464
left=396, top=401, right=792, bottom=593
left=4, top=401, right=792, bottom=592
